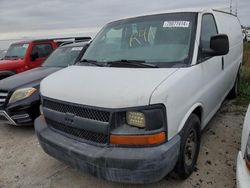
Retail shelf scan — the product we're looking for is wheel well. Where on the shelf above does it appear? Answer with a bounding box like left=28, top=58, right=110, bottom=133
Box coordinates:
left=192, top=106, right=203, bottom=122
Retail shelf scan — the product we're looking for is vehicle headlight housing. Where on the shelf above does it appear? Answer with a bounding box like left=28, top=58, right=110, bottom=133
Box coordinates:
left=9, top=87, right=37, bottom=104
left=126, top=111, right=146, bottom=128
left=124, top=106, right=166, bottom=130
left=110, top=105, right=167, bottom=146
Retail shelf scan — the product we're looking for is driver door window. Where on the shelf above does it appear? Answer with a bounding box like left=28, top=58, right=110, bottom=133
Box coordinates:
left=32, top=43, right=53, bottom=59
left=199, top=14, right=218, bottom=61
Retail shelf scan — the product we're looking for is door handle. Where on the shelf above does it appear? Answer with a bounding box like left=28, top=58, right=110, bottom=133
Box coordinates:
left=221, top=57, right=224, bottom=70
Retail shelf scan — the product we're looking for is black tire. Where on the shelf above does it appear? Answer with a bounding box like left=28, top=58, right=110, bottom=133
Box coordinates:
left=175, top=114, right=201, bottom=179
left=228, top=71, right=240, bottom=99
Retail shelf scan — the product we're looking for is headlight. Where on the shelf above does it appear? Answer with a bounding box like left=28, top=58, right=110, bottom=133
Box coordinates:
left=9, top=87, right=37, bottom=103
left=126, top=111, right=146, bottom=128
left=110, top=105, right=167, bottom=146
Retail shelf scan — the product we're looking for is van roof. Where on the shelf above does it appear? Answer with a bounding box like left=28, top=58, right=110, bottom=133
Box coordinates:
left=115, top=7, right=235, bottom=21
left=148, top=7, right=212, bottom=14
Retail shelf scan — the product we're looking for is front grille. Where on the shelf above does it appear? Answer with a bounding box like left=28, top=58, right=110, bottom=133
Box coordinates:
left=0, top=91, right=8, bottom=106
left=46, top=118, right=109, bottom=144
left=43, top=99, right=110, bottom=122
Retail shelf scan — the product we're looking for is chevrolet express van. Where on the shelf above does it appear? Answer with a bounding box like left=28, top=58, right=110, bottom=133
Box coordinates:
left=35, top=8, right=243, bottom=183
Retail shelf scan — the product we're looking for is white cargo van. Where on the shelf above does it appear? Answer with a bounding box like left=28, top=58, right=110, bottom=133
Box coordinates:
left=35, top=8, right=243, bottom=183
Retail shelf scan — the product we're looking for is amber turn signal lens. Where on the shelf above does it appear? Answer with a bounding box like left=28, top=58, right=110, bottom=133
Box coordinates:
left=110, top=132, right=166, bottom=145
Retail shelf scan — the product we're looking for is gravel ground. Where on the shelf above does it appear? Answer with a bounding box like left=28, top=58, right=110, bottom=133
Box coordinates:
left=0, top=100, right=247, bottom=188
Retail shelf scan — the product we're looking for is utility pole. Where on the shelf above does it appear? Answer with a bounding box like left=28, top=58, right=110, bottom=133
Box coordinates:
left=235, top=0, right=238, bottom=16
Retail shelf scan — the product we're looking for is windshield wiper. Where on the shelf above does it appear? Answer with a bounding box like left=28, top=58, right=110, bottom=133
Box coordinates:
left=106, top=59, right=158, bottom=68
left=80, top=59, right=105, bottom=67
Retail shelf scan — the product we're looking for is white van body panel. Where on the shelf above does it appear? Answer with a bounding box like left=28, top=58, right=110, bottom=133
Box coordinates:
left=40, top=9, right=243, bottom=141
left=150, top=11, right=243, bottom=139
left=213, top=11, right=243, bottom=92
left=150, top=61, right=223, bottom=139
left=41, top=66, right=178, bottom=108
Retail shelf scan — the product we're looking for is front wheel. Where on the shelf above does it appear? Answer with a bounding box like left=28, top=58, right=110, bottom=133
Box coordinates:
left=175, top=114, right=201, bottom=179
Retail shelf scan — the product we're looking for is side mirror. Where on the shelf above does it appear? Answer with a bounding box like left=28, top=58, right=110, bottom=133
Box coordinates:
left=30, top=52, right=39, bottom=61
left=202, top=34, right=229, bottom=56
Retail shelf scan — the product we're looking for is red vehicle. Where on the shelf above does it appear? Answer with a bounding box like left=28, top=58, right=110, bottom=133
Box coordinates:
left=0, top=37, right=91, bottom=79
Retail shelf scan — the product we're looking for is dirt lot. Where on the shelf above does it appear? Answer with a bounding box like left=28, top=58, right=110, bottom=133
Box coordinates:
left=0, top=100, right=247, bottom=188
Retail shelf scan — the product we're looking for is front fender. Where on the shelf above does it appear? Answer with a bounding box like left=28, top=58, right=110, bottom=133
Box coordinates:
left=177, top=103, right=204, bottom=133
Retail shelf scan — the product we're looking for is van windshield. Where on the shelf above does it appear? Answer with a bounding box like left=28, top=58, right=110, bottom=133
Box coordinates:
left=83, top=13, right=197, bottom=68
left=42, top=46, right=83, bottom=67
left=5, top=43, right=29, bottom=59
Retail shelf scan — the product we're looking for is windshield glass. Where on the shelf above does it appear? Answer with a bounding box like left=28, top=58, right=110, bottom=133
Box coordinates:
left=83, top=13, right=197, bottom=68
left=42, top=46, right=83, bottom=67
left=5, top=43, right=29, bottom=58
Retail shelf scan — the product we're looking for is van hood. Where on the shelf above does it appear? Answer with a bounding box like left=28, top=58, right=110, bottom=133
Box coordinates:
left=0, top=67, right=61, bottom=91
left=41, top=66, right=178, bottom=108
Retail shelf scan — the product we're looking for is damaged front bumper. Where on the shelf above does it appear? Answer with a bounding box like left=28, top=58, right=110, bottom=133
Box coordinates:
left=35, top=116, right=180, bottom=184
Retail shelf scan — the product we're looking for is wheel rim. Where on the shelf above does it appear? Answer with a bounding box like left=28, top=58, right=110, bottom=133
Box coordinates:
left=184, top=128, right=197, bottom=166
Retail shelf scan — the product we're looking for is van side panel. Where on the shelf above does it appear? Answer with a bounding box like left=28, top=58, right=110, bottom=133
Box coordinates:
left=150, top=12, right=243, bottom=140
left=213, top=12, right=243, bottom=93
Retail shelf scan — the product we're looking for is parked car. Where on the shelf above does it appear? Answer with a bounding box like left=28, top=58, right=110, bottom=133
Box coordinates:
left=236, top=105, right=250, bottom=188
left=246, top=34, right=250, bottom=42
left=245, top=30, right=250, bottom=42
left=0, top=37, right=90, bottom=79
left=0, top=41, right=90, bottom=126
left=35, top=8, right=243, bottom=184
left=0, top=40, right=58, bottom=79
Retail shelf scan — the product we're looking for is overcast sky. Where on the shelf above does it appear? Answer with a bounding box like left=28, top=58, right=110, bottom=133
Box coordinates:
left=0, top=0, right=249, bottom=48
